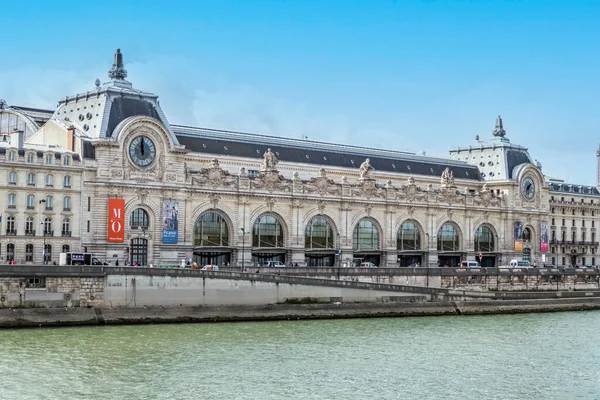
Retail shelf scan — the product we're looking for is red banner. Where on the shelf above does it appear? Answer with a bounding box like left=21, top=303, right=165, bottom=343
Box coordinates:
left=108, top=198, right=125, bottom=243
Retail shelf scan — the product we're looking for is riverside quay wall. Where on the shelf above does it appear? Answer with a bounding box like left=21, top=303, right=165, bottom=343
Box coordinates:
left=0, top=266, right=429, bottom=309
left=222, top=266, right=600, bottom=292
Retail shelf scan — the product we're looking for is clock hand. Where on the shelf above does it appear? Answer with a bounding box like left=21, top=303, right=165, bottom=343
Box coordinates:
left=140, top=137, right=145, bottom=156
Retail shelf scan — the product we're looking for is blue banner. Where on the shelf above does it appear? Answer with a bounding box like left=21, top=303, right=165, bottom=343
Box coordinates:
left=162, top=201, right=179, bottom=244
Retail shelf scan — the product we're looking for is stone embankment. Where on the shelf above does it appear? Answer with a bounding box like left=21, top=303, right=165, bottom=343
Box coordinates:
left=2, top=298, right=600, bottom=329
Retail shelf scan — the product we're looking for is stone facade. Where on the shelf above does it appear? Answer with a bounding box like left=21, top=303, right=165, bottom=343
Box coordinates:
left=1, top=50, right=599, bottom=268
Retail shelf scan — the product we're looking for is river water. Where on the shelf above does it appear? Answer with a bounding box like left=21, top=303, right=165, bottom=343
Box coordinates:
left=1, top=312, right=600, bottom=399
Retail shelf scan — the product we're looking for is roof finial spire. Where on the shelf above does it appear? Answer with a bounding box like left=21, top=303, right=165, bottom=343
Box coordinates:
left=108, top=48, right=128, bottom=80
left=492, top=115, right=506, bottom=137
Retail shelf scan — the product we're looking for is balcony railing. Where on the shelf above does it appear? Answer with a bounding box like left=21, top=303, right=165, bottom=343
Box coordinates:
left=63, top=207, right=71, bottom=212
left=25, top=230, right=36, bottom=236
left=45, top=206, right=53, bottom=211
left=6, top=230, right=16, bottom=236
left=61, top=231, right=71, bottom=237
left=43, top=230, right=54, bottom=236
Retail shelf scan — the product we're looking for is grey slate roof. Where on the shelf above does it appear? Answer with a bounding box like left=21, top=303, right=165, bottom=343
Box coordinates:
left=173, top=125, right=482, bottom=181
left=548, top=182, right=600, bottom=196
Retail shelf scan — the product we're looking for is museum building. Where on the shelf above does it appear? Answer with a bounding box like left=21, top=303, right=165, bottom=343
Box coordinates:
left=0, top=49, right=598, bottom=268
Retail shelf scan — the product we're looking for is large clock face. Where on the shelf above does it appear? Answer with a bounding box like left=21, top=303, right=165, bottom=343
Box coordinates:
left=521, top=177, right=535, bottom=200
left=128, top=135, right=156, bottom=168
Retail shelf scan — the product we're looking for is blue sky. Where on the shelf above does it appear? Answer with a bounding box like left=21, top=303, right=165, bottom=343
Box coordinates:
left=1, top=0, right=599, bottom=184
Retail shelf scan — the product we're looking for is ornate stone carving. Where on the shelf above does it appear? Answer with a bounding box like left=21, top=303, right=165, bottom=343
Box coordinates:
left=260, top=148, right=279, bottom=172
left=440, top=167, right=455, bottom=187
left=364, top=203, right=373, bottom=216
left=305, top=168, right=341, bottom=196
left=437, top=188, right=466, bottom=205
left=166, top=173, right=177, bottom=182
left=209, top=193, right=220, bottom=208
left=252, top=171, right=291, bottom=192
left=359, top=158, right=374, bottom=180
left=189, top=158, right=236, bottom=188
left=317, top=200, right=326, bottom=214
left=396, top=183, right=427, bottom=202
left=353, top=180, right=386, bottom=199
left=137, top=188, right=149, bottom=204
left=239, top=167, right=247, bottom=177
left=111, top=169, right=123, bottom=178
left=473, top=185, right=502, bottom=207
left=266, top=197, right=276, bottom=211
left=406, top=177, right=415, bottom=186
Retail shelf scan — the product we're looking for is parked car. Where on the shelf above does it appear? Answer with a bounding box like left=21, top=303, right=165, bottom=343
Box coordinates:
left=201, top=265, right=219, bottom=271
left=264, top=261, right=286, bottom=267
left=359, top=262, right=378, bottom=268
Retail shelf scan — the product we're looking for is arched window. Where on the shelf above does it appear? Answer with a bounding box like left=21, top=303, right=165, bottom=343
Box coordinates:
left=523, top=228, right=532, bottom=242
left=475, top=225, right=495, bottom=252
left=63, top=175, right=71, bottom=188
left=353, top=219, right=380, bottom=251
left=62, top=244, right=70, bottom=253
left=7, top=193, right=16, bottom=208
left=26, top=194, right=35, bottom=209
left=44, top=244, right=52, bottom=264
left=45, top=174, right=53, bottom=187
left=397, top=221, right=421, bottom=251
left=305, top=217, right=335, bottom=249
left=252, top=214, right=284, bottom=248
left=130, top=208, right=149, bottom=229
left=63, top=196, right=71, bottom=211
left=6, top=243, right=15, bottom=261
left=62, top=218, right=71, bottom=236
left=27, top=173, right=35, bottom=185
left=194, top=211, right=229, bottom=246
left=44, top=217, right=53, bottom=235
left=8, top=151, right=16, bottom=161
left=8, top=171, right=16, bottom=184
left=6, top=216, right=15, bottom=234
left=25, top=217, right=34, bottom=235
left=63, top=155, right=71, bottom=166
left=27, top=152, right=35, bottom=163
left=437, top=223, right=460, bottom=251
left=25, top=244, right=33, bottom=262
left=45, top=195, right=53, bottom=210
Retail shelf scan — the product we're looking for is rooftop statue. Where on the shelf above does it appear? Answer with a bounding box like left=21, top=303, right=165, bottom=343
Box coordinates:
left=441, top=167, right=454, bottom=186
left=108, top=48, right=128, bottom=80
left=359, top=158, right=374, bottom=179
left=492, top=115, right=506, bottom=137
left=260, top=148, right=279, bottom=172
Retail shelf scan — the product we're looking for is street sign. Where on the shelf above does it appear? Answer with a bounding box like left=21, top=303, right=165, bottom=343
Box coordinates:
left=478, top=253, right=483, bottom=261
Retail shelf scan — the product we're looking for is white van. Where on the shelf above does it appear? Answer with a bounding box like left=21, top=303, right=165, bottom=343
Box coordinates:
left=264, top=261, right=286, bottom=268
left=460, top=261, right=481, bottom=268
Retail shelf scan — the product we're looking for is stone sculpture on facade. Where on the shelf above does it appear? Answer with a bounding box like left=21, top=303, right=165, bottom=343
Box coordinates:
left=260, top=148, right=279, bottom=172
left=440, top=167, right=455, bottom=187
left=305, top=168, right=341, bottom=196
left=359, top=158, right=374, bottom=180
left=188, top=158, right=236, bottom=188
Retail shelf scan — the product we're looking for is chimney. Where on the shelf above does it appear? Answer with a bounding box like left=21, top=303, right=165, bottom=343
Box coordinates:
left=67, top=126, right=75, bottom=151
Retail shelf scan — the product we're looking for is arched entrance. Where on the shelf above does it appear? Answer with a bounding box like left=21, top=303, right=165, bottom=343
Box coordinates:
left=475, top=225, right=497, bottom=268
left=397, top=221, right=423, bottom=267
left=252, top=214, right=287, bottom=266
left=305, top=216, right=336, bottom=267
left=437, top=223, right=462, bottom=267
left=353, top=219, right=381, bottom=267
left=193, top=210, right=231, bottom=267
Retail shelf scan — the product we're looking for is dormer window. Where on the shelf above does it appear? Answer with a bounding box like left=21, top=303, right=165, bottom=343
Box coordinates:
left=7, top=151, right=16, bottom=161
left=27, top=152, right=35, bottom=163
left=63, top=155, right=71, bottom=166
left=45, top=154, right=53, bottom=165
